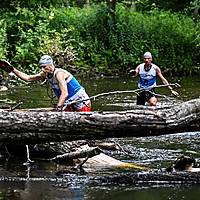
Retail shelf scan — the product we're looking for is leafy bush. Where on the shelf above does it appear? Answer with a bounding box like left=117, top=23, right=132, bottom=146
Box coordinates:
left=0, top=19, right=8, bottom=59
left=1, top=4, right=200, bottom=76
left=114, top=9, right=200, bottom=75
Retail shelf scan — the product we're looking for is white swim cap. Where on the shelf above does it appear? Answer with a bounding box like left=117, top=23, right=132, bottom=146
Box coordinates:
left=143, top=52, right=152, bottom=58
left=39, top=55, right=53, bottom=66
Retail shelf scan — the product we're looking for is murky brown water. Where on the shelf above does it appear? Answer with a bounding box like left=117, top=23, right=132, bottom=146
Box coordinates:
left=0, top=75, right=200, bottom=199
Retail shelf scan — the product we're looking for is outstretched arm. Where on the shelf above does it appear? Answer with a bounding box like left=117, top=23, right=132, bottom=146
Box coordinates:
left=156, top=67, right=179, bottom=96
left=0, top=60, right=45, bottom=81
left=13, top=68, right=44, bottom=82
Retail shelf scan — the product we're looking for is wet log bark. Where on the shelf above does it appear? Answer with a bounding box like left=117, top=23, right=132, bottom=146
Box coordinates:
left=94, top=171, right=200, bottom=185
left=1, top=171, right=200, bottom=185
left=49, top=146, right=101, bottom=162
left=0, top=98, right=200, bottom=144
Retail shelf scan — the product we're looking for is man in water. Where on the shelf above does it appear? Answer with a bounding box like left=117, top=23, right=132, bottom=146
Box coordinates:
left=130, top=52, right=178, bottom=106
left=10, top=55, right=91, bottom=112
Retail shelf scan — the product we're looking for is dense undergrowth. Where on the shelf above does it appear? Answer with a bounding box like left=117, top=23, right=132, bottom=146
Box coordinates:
left=0, top=4, right=199, bottom=76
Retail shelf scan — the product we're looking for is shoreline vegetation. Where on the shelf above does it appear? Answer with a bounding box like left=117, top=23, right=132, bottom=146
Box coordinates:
left=0, top=3, right=199, bottom=77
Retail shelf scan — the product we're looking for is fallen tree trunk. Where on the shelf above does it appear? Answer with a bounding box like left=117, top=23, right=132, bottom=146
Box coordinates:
left=0, top=98, right=200, bottom=144
left=49, top=146, right=101, bottom=161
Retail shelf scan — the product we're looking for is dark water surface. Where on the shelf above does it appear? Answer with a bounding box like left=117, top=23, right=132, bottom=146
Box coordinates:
left=0, top=75, right=200, bottom=200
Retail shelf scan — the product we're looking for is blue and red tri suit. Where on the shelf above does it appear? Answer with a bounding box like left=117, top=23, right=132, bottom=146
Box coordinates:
left=47, top=68, right=91, bottom=112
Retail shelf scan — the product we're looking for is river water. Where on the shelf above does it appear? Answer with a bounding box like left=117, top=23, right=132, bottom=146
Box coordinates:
left=0, top=75, right=200, bottom=200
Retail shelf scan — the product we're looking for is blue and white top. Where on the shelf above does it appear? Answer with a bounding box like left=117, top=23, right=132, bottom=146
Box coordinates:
left=47, top=68, right=81, bottom=99
left=47, top=68, right=90, bottom=110
left=138, top=63, right=158, bottom=89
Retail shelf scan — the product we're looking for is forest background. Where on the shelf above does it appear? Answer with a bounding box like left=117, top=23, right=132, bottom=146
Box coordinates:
left=0, top=0, right=200, bottom=76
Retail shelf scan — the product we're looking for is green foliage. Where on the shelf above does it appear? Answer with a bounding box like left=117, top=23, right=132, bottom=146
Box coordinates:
left=72, top=5, right=200, bottom=75
left=114, top=9, right=200, bottom=75
left=0, top=0, right=68, bottom=10
left=1, top=4, right=200, bottom=76
left=133, top=0, right=192, bottom=12
left=0, top=20, right=8, bottom=59
left=2, top=7, right=75, bottom=73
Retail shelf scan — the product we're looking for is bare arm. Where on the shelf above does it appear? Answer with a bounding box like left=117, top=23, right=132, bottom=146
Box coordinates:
left=156, top=67, right=179, bottom=96
left=13, top=68, right=45, bottom=81
left=55, top=71, right=69, bottom=107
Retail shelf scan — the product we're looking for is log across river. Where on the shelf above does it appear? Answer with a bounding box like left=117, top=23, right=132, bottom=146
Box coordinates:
left=0, top=98, right=200, bottom=144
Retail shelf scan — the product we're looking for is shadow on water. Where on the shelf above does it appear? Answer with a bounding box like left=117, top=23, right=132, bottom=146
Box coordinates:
left=0, top=75, right=200, bottom=199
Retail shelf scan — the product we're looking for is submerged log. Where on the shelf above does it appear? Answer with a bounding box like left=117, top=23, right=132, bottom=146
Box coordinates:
left=94, top=171, right=200, bottom=185
left=1, top=171, right=200, bottom=185
left=0, top=98, right=200, bottom=144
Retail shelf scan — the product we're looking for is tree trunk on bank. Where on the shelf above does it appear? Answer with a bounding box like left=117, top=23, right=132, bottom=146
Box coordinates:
left=0, top=98, right=200, bottom=144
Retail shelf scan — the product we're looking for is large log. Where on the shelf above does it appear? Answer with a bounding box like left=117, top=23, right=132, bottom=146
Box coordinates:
left=0, top=98, right=200, bottom=144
